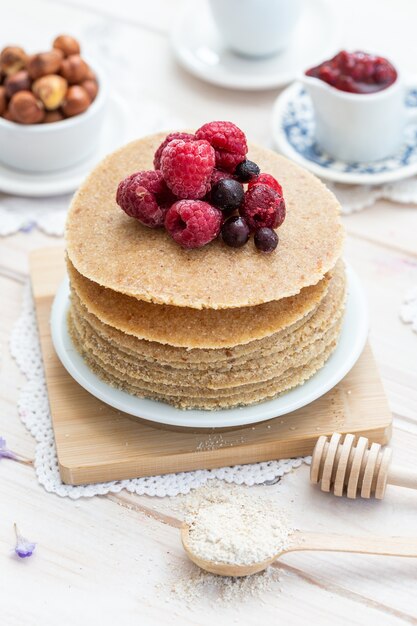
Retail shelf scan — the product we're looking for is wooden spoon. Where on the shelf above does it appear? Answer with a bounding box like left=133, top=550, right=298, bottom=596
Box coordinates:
left=181, top=524, right=417, bottom=577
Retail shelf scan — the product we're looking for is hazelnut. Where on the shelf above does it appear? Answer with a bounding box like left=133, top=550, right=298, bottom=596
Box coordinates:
left=60, top=54, right=89, bottom=84
left=53, top=34, right=80, bottom=57
left=43, top=110, right=64, bottom=123
left=9, top=91, right=45, bottom=124
left=81, top=79, right=98, bottom=102
left=27, top=50, right=62, bottom=80
left=0, top=86, right=6, bottom=116
left=0, top=46, right=27, bottom=76
left=4, top=70, right=31, bottom=99
left=62, top=85, right=90, bottom=117
left=2, top=108, right=14, bottom=122
left=84, top=65, right=96, bottom=81
left=32, top=74, right=68, bottom=110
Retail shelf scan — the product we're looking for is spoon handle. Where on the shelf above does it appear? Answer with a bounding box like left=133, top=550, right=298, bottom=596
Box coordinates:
left=289, top=531, right=417, bottom=558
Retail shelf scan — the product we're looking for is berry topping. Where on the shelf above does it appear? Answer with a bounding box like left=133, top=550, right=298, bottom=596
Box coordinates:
left=248, top=172, right=283, bottom=196
left=165, top=200, right=222, bottom=249
left=116, top=170, right=174, bottom=228
left=254, top=227, right=279, bottom=253
left=153, top=131, right=195, bottom=169
left=221, top=216, right=250, bottom=248
left=211, top=179, right=244, bottom=212
left=211, top=168, right=234, bottom=186
left=195, top=121, right=247, bottom=172
left=306, top=50, right=397, bottom=94
left=240, top=184, right=286, bottom=231
left=161, top=139, right=215, bottom=199
left=235, top=160, right=261, bottom=182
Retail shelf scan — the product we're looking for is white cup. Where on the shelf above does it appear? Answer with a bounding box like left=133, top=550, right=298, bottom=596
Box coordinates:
left=302, top=71, right=417, bottom=162
left=208, top=0, right=304, bottom=58
left=0, top=60, right=107, bottom=173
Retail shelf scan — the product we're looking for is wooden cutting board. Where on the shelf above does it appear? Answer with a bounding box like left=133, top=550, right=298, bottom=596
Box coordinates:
left=30, top=247, right=392, bottom=486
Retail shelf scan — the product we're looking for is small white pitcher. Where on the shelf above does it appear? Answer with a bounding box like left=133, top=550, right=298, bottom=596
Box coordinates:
left=301, top=72, right=417, bottom=162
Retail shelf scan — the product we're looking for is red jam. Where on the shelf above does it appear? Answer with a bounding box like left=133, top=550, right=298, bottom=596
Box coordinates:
left=306, top=51, right=397, bottom=94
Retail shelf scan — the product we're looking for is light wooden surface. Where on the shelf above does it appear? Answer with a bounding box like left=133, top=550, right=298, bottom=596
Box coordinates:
left=1, top=1, right=417, bottom=624
left=30, top=246, right=391, bottom=485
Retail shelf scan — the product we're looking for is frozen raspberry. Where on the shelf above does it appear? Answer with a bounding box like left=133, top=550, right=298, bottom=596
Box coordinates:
left=211, top=168, right=234, bottom=186
left=195, top=121, right=247, bottom=172
left=254, top=227, right=279, bottom=253
left=116, top=170, right=174, bottom=228
left=153, top=132, right=195, bottom=169
left=161, top=139, right=215, bottom=199
left=165, top=200, right=222, bottom=249
left=248, top=173, right=283, bottom=196
left=240, top=184, right=286, bottom=232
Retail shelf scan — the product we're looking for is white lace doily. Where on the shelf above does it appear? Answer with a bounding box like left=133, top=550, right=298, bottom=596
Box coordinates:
left=9, top=284, right=306, bottom=499
left=0, top=195, right=69, bottom=237
left=328, top=177, right=417, bottom=214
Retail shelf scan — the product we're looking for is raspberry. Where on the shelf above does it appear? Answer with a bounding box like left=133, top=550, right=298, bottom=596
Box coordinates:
left=240, top=184, right=286, bottom=232
left=165, top=200, right=222, bottom=249
left=116, top=170, right=174, bottom=228
left=211, top=168, right=234, bottom=186
left=153, top=132, right=195, bottom=169
left=248, top=173, right=283, bottom=196
left=161, top=139, right=215, bottom=199
left=195, top=121, right=247, bottom=172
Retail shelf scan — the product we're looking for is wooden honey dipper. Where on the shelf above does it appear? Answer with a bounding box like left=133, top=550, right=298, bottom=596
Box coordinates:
left=310, top=433, right=417, bottom=499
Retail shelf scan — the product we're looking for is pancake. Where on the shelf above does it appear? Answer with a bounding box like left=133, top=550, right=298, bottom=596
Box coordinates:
left=69, top=314, right=339, bottom=410
left=66, top=134, right=344, bottom=309
left=69, top=261, right=346, bottom=375
left=67, top=257, right=331, bottom=349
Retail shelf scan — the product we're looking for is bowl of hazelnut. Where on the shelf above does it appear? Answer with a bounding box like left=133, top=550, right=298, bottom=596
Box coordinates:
left=0, top=35, right=107, bottom=173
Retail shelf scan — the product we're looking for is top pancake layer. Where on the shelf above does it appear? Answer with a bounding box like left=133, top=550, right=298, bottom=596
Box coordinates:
left=66, top=132, right=344, bottom=309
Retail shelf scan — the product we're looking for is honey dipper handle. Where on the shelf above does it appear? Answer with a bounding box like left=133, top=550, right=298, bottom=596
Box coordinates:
left=388, top=465, right=417, bottom=490
left=288, top=531, right=417, bottom=558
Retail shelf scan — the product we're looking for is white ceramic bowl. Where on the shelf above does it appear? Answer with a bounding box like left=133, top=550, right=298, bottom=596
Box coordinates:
left=0, top=61, right=107, bottom=173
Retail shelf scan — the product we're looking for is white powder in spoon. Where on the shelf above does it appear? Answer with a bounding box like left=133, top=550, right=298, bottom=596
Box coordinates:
left=184, top=485, right=292, bottom=566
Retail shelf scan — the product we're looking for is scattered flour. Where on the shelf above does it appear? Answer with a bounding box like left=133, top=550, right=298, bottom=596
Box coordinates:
left=171, top=564, right=284, bottom=604
left=184, top=482, right=293, bottom=566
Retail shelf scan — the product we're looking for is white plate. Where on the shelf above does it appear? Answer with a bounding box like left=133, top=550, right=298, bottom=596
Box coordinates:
left=272, top=82, right=417, bottom=185
left=0, top=95, right=128, bottom=198
left=171, top=0, right=340, bottom=91
left=50, top=266, right=368, bottom=429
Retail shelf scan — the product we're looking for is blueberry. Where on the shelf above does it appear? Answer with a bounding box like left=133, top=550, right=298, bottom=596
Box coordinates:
left=221, top=216, right=250, bottom=248
left=211, top=179, right=244, bottom=211
left=254, top=227, right=278, bottom=252
left=234, top=160, right=260, bottom=182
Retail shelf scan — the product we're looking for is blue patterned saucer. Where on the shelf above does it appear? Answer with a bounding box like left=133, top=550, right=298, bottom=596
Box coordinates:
left=272, top=82, right=417, bottom=185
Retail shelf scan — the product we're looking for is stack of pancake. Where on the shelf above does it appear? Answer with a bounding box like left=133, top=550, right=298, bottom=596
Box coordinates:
left=65, top=134, right=345, bottom=410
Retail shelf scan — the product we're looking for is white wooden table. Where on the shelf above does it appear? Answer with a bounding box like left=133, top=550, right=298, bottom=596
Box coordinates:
left=1, top=1, right=417, bottom=624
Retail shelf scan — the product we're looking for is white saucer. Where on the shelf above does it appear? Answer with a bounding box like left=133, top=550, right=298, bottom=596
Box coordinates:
left=171, top=0, right=340, bottom=91
left=0, top=95, right=128, bottom=198
left=50, top=266, right=368, bottom=429
left=272, top=82, right=417, bottom=185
